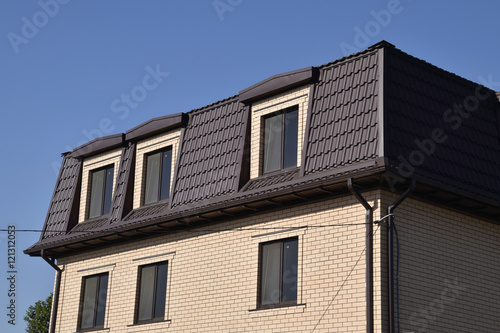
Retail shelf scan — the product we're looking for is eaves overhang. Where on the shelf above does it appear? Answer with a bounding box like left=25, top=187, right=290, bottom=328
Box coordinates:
left=239, top=66, right=319, bottom=104
left=71, top=133, right=125, bottom=158
left=385, top=169, right=500, bottom=220
left=125, top=112, right=188, bottom=141
left=25, top=158, right=387, bottom=257
left=24, top=156, right=500, bottom=258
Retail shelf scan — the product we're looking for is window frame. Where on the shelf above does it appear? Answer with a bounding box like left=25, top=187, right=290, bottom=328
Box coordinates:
left=135, top=261, right=169, bottom=324
left=78, top=272, right=109, bottom=331
left=262, top=106, right=299, bottom=175
left=258, top=237, right=299, bottom=308
left=249, top=85, right=309, bottom=180
left=79, top=148, right=121, bottom=223
left=87, top=165, right=115, bottom=219
left=142, top=147, right=173, bottom=206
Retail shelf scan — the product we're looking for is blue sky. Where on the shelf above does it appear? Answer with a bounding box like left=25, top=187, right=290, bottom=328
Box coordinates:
left=0, top=1, right=498, bottom=331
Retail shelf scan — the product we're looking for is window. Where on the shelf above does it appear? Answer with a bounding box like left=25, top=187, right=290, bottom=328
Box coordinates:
left=259, top=237, right=298, bottom=307
left=136, top=262, right=168, bottom=323
left=79, top=273, right=109, bottom=330
left=144, top=148, right=172, bottom=205
left=88, top=166, right=114, bottom=219
left=263, top=106, right=298, bottom=174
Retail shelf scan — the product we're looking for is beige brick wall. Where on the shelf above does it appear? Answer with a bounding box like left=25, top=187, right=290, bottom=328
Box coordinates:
left=54, top=189, right=500, bottom=332
left=250, top=85, right=310, bottom=179
left=54, top=191, right=384, bottom=333
left=133, top=129, right=181, bottom=209
left=379, top=190, right=500, bottom=333
left=79, top=148, right=122, bottom=223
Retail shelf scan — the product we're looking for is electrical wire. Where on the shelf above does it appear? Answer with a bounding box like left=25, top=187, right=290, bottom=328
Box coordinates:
left=0, top=222, right=371, bottom=235
left=10, top=217, right=389, bottom=330
left=311, top=223, right=380, bottom=332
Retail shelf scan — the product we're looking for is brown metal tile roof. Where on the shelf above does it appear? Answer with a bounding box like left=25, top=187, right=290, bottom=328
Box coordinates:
left=303, top=48, right=379, bottom=175
left=68, top=217, right=108, bottom=234
left=125, top=113, right=187, bottom=141
left=383, top=46, right=500, bottom=202
left=170, top=96, right=247, bottom=208
left=123, top=201, right=169, bottom=221
left=72, top=133, right=124, bottom=158
left=26, top=41, right=500, bottom=257
left=106, top=144, right=135, bottom=225
left=243, top=168, right=299, bottom=191
left=40, top=154, right=81, bottom=240
left=239, top=67, right=318, bottom=103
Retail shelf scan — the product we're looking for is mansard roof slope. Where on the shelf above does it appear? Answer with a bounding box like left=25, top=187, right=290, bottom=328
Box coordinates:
left=26, top=41, right=500, bottom=257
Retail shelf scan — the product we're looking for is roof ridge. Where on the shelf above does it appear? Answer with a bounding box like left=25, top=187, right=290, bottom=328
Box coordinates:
left=316, top=40, right=390, bottom=70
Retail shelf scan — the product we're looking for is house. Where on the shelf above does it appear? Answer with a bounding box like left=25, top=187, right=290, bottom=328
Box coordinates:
left=25, top=41, right=500, bottom=333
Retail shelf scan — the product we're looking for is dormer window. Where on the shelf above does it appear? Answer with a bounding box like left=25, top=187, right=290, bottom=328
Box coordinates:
left=88, top=165, right=114, bottom=219
left=144, top=148, right=172, bottom=205
left=133, top=129, right=182, bottom=209
left=78, top=147, right=122, bottom=223
left=263, top=106, right=298, bottom=174
left=249, top=85, right=310, bottom=179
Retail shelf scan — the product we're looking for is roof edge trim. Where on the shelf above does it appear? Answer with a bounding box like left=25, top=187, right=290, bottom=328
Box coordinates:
left=72, top=133, right=124, bottom=158
left=125, top=112, right=187, bottom=141
left=239, top=66, right=318, bottom=104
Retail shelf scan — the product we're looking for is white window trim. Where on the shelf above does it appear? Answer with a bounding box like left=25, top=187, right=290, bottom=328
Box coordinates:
left=249, top=228, right=306, bottom=316
left=76, top=264, right=116, bottom=332
left=125, top=252, right=175, bottom=332
left=250, top=85, right=310, bottom=179
left=133, top=130, right=181, bottom=209
left=79, top=148, right=122, bottom=223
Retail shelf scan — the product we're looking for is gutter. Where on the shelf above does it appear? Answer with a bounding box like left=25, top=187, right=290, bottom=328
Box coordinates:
left=388, top=180, right=416, bottom=333
left=347, top=178, right=374, bottom=333
left=27, top=163, right=386, bottom=257
left=41, top=249, right=62, bottom=333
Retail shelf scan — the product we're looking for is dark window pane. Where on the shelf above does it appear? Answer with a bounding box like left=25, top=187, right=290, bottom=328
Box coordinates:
left=102, top=167, right=114, bottom=215
left=281, top=239, right=298, bottom=303
left=160, top=150, right=172, bottom=201
left=144, top=152, right=161, bottom=204
left=89, top=170, right=105, bottom=219
left=80, top=276, right=98, bottom=329
left=95, top=274, right=108, bottom=327
left=260, top=242, right=281, bottom=305
left=259, top=238, right=298, bottom=307
left=263, top=114, right=282, bottom=173
left=138, top=265, right=155, bottom=321
left=154, top=263, right=168, bottom=319
left=283, top=109, right=298, bottom=169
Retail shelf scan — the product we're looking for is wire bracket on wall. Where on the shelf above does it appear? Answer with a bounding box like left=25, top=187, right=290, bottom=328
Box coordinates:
left=374, top=213, right=394, bottom=224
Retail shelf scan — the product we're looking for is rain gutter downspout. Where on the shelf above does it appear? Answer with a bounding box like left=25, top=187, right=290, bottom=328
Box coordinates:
left=388, top=180, right=416, bottom=333
left=347, top=178, right=373, bottom=333
left=41, top=250, right=62, bottom=333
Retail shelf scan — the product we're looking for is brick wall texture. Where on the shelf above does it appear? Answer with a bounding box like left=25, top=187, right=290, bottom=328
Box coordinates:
left=52, top=190, right=500, bottom=332
left=380, top=191, right=500, bottom=332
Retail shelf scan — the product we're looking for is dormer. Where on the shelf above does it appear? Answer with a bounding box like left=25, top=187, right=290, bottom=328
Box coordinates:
left=239, top=67, right=318, bottom=180
left=125, top=113, right=187, bottom=210
left=72, top=134, right=125, bottom=223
